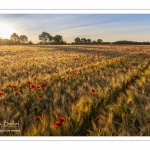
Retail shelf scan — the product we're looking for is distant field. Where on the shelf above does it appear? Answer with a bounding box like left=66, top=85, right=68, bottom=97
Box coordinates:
left=0, top=45, right=150, bottom=136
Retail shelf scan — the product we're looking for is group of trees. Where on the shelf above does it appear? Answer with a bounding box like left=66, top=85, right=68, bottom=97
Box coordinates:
left=74, top=37, right=103, bottom=44
left=1, top=32, right=150, bottom=45
left=10, top=33, right=28, bottom=44
left=112, top=40, right=150, bottom=45
left=0, top=33, right=32, bottom=45
left=38, top=32, right=66, bottom=44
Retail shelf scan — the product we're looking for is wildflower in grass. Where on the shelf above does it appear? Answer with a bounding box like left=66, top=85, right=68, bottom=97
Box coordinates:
left=73, top=72, right=76, bottom=76
left=9, top=85, right=12, bottom=88
left=127, top=81, right=131, bottom=84
left=60, top=117, right=65, bottom=122
left=39, top=94, right=44, bottom=99
left=13, top=86, right=17, bottom=89
left=0, top=91, right=4, bottom=95
left=128, top=100, right=132, bottom=104
left=83, top=86, right=86, bottom=88
left=100, top=77, right=102, bottom=80
left=27, top=81, right=31, bottom=84
left=148, top=120, right=150, bottom=123
left=37, top=85, right=41, bottom=90
left=96, top=116, right=100, bottom=121
left=42, top=82, right=46, bottom=87
left=34, top=77, right=37, bottom=80
left=30, top=84, right=35, bottom=89
left=54, top=70, right=57, bottom=73
left=91, top=88, right=95, bottom=93
left=55, top=121, right=62, bottom=127
left=35, top=116, right=40, bottom=121
left=85, top=77, right=88, bottom=81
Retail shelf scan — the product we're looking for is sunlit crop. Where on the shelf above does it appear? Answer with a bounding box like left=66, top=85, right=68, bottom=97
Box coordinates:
left=0, top=45, right=150, bottom=136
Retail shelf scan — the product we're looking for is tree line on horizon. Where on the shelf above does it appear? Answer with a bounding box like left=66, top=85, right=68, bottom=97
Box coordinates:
left=0, top=31, right=150, bottom=45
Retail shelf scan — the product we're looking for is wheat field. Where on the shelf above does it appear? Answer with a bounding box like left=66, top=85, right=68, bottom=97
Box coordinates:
left=0, top=45, right=150, bottom=136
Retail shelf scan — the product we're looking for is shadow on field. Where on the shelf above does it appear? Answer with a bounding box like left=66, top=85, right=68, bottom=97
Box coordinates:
left=41, top=45, right=150, bottom=59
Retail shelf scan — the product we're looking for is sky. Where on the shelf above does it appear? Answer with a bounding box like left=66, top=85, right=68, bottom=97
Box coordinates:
left=0, top=14, right=150, bottom=43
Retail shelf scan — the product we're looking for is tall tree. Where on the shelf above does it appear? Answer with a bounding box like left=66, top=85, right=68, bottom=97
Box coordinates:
left=92, top=40, right=97, bottom=44
left=10, top=33, right=20, bottom=43
left=97, top=39, right=103, bottom=43
left=81, top=38, right=87, bottom=44
left=87, top=39, right=92, bottom=44
left=53, top=35, right=63, bottom=44
left=74, top=37, right=81, bottom=44
left=20, top=35, right=28, bottom=44
left=39, top=32, right=52, bottom=44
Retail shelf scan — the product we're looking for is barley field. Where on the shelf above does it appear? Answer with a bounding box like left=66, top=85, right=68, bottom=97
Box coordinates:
left=0, top=45, right=150, bottom=136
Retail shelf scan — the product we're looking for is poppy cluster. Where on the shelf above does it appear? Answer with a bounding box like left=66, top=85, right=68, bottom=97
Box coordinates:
left=55, top=117, right=65, bottom=127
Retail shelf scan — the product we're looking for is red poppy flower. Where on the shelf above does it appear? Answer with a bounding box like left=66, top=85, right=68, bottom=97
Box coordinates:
left=42, top=83, right=46, bottom=87
left=127, top=81, right=131, bottom=84
left=54, top=70, right=57, bottom=73
left=85, top=78, right=88, bottom=81
left=55, top=121, right=62, bottom=127
left=37, top=85, right=41, bottom=89
left=96, top=116, right=100, bottom=121
left=128, top=100, right=132, bottom=103
left=39, top=94, right=44, bottom=98
left=35, top=116, right=40, bottom=121
left=91, top=88, right=95, bottom=93
left=13, top=86, right=17, bottom=88
left=9, top=85, right=12, bottom=88
left=73, top=72, right=76, bottom=76
left=0, top=92, right=4, bottom=95
left=30, top=84, right=35, bottom=89
left=27, top=81, right=31, bottom=84
left=60, top=117, right=65, bottom=122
